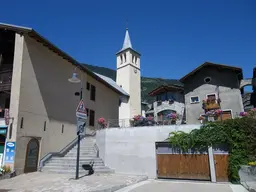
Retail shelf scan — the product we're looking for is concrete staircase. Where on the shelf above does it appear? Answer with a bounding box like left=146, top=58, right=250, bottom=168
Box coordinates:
left=41, top=136, right=113, bottom=175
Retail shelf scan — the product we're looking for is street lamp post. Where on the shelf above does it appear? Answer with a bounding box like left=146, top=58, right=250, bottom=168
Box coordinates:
left=68, top=71, right=83, bottom=180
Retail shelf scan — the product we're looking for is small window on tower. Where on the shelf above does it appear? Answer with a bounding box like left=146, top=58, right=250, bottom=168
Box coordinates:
left=120, top=55, right=123, bottom=64
left=132, top=55, right=135, bottom=63
left=135, top=56, right=137, bottom=65
left=124, top=53, right=126, bottom=62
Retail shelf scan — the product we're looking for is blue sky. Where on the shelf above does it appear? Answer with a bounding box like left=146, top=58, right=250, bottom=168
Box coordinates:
left=0, top=0, right=255, bottom=84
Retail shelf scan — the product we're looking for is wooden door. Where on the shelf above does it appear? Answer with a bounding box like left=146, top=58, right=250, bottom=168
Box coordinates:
left=214, top=154, right=229, bottom=182
left=24, top=139, right=39, bottom=173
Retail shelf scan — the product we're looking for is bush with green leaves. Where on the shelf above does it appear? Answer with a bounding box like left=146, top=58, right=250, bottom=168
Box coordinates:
left=168, top=116, right=256, bottom=183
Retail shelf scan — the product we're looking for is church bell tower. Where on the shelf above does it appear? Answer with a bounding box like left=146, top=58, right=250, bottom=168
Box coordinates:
left=116, top=28, right=141, bottom=120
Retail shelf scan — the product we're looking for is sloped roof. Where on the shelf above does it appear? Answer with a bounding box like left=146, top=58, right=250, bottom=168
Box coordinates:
left=0, top=22, right=127, bottom=96
left=148, top=85, right=184, bottom=96
left=180, top=62, right=243, bottom=82
left=94, top=73, right=129, bottom=97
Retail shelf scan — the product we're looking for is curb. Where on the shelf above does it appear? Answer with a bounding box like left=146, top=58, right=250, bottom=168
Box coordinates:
left=91, top=176, right=148, bottom=192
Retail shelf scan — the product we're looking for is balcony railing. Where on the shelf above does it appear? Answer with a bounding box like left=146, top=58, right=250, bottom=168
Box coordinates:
left=0, top=70, right=12, bottom=91
left=203, top=99, right=221, bottom=111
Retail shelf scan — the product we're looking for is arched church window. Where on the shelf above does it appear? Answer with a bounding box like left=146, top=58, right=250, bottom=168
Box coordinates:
left=132, top=55, right=135, bottom=63
left=135, top=56, right=137, bottom=65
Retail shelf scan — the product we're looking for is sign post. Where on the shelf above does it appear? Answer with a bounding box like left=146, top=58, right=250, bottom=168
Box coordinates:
left=75, top=99, right=87, bottom=180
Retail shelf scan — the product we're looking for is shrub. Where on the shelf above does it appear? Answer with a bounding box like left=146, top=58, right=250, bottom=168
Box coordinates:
left=168, top=116, right=256, bottom=183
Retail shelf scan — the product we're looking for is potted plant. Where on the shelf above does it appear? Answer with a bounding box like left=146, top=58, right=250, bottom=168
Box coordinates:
left=98, top=117, right=107, bottom=129
left=0, top=165, right=13, bottom=180
left=166, top=113, right=178, bottom=124
left=133, top=115, right=145, bottom=127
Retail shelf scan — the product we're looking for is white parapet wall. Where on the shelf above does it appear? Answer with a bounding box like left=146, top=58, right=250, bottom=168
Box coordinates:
left=96, top=124, right=201, bottom=178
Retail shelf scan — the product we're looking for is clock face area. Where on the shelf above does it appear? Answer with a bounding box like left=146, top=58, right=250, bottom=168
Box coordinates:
left=134, top=68, right=137, bottom=73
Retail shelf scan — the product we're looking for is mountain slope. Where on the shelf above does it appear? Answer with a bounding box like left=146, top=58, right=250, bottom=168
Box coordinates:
left=83, top=64, right=183, bottom=103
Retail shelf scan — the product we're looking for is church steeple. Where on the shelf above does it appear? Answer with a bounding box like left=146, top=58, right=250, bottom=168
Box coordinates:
left=121, top=28, right=132, bottom=50
left=116, top=26, right=142, bottom=120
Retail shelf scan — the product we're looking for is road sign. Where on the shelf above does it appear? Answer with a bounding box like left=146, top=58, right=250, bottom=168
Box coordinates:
left=76, top=100, right=87, bottom=135
left=77, top=117, right=87, bottom=135
left=76, top=100, right=87, bottom=119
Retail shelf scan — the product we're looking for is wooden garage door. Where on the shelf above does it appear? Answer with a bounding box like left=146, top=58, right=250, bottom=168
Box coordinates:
left=156, top=143, right=211, bottom=180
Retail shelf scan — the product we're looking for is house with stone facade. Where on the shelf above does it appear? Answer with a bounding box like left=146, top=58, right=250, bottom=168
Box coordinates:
left=147, top=85, right=185, bottom=124
left=180, top=62, right=244, bottom=124
left=0, top=23, right=128, bottom=174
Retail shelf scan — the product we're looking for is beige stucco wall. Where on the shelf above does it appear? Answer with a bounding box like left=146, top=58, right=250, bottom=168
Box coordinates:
left=9, top=34, right=119, bottom=174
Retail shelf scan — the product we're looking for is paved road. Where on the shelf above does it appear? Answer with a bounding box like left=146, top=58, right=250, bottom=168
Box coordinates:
left=0, top=172, right=148, bottom=192
left=117, top=180, right=248, bottom=192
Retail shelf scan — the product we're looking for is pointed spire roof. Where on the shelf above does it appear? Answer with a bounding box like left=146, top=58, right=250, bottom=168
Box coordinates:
left=116, top=27, right=140, bottom=56
left=121, top=28, right=132, bottom=50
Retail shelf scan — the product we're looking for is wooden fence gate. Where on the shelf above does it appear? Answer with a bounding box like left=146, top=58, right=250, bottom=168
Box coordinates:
left=156, top=142, right=229, bottom=182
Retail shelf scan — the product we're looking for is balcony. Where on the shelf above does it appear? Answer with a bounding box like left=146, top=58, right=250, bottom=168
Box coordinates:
left=203, top=99, right=220, bottom=111
left=0, top=70, right=12, bottom=92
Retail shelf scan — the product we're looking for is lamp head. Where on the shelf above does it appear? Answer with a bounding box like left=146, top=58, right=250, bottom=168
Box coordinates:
left=68, top=72, right=81, bottom=83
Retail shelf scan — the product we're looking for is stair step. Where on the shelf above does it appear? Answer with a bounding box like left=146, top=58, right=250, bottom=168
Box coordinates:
left=72, top=147, right=95, bottom=150
left=45, top=162, right=105, bottom=167
left=66, top=152, right=97, bottom=156
left=49, top=158, right=103, bottom=163
left=42, top=167, right=114, bottom=174
left=51, top=155, right=98, bottom=160
left=43, top=165, right=109, bottom=169
left=67, top=150, right=96, bottom=153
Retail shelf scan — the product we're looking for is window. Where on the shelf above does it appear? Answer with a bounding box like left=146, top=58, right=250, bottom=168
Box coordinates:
left=204, top=77, right=212, bottom=83
left=190, top=96, right=200, bottom=104
left=9, top=123, right=12, bottom=139
left=217, top=110, right=232, bottom=121
left=124, top=53, right=126, bottom=62
left=20, top=117, right=24, bottom=129
left=62, top=124, right=64, bottom=133
left=207, top=94, right=216, bottom=100
left=86, top=82, right=90, bottom=90
left=86, top=108, right=89, bottom=116
left=120, top=55, right=123, bottom=64
left=206, top=93, right=217, bottom=103
left=89, top=110, right=95, bottom=126
left=90, top=85, right=96, bottom=101
left=44, top=121, right=46, bottom=131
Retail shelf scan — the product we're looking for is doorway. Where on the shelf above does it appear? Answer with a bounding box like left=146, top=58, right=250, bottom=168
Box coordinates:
left=24, top=139, right=40, bottom=173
